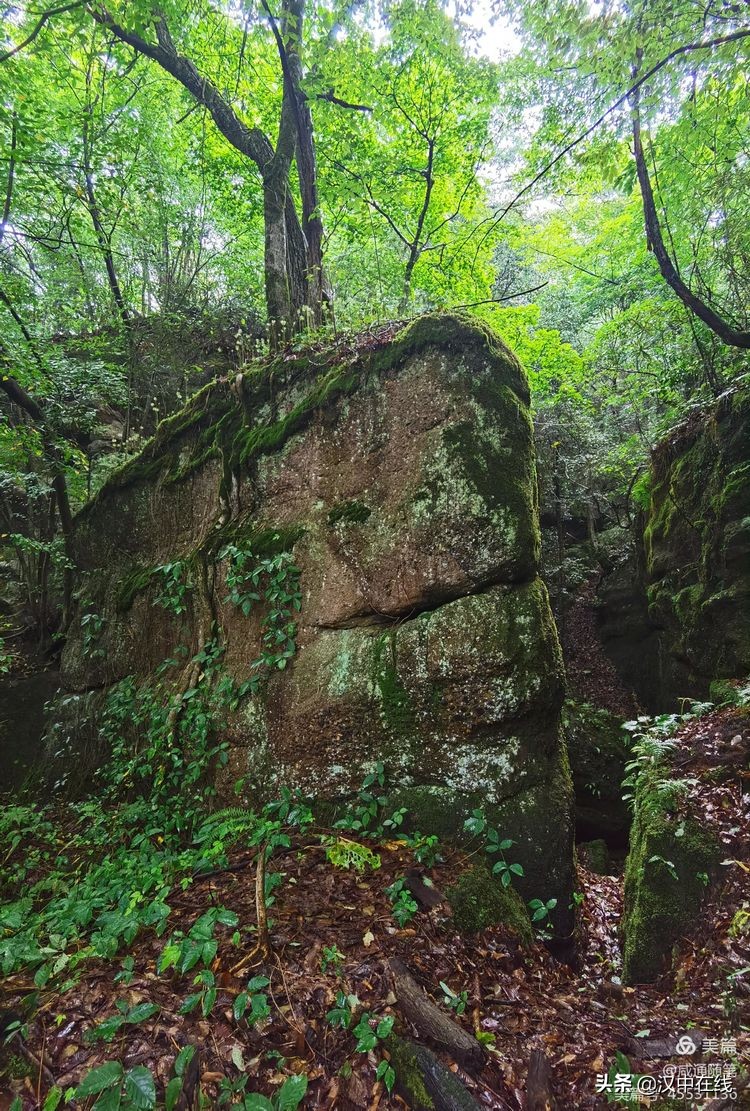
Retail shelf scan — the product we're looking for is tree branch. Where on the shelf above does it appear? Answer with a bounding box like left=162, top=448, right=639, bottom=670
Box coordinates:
left=88, top=5, right=274, bottom=172
left=0, top=0, right=84, bottom=62
left=448, top=282, right=549, bottom=310
left=630, top=76, right=750, bottom=348
left=0, top=112, right=17, bottom=238
left=471, top=28, right=750, bottom=254
left=316, top=89, right=372, bottom=112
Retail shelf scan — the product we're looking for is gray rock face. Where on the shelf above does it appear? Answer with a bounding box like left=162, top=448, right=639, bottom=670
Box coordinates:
left=56, top=314, right=574, bottom=929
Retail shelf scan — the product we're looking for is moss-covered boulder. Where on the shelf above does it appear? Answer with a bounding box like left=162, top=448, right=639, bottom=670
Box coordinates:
left=446, top=863, right=534, bottom=943
left=54, top=313, right=574, bottom=928
left=642, top=387, right=750, bottom=702
left=622, top=809, right=720, bottom=984
left=563, top=700, right=631, bottom=844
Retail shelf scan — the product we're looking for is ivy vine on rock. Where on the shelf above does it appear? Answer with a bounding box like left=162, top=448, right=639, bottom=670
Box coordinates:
left=219, top=542, right=302, bottom=692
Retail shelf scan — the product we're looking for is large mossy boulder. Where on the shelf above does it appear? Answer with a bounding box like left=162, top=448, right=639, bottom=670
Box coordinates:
left=642, top=387, right=750, bottom=702
left=55, top=313, right=574, bottom=930
left=562, top=700, right=631, bottom=844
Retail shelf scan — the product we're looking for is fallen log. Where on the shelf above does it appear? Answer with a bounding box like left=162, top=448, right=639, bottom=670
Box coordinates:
left=525, top=1048, right=556, bottom=1110
left=387, top=958, right=486, bottom=1069
left=389, top=1034, right=482, bottom=1111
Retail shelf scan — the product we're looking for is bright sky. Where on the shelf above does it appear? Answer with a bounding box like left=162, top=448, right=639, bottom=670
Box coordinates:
left=464, top=0, right=521, bottom=60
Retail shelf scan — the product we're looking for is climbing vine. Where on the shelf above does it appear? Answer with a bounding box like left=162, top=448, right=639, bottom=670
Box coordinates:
left=219, top=543, right=302, bottom=693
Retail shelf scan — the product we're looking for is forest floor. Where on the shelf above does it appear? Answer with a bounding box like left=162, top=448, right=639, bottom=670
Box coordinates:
left=1, top=706, right=749, bottom=1110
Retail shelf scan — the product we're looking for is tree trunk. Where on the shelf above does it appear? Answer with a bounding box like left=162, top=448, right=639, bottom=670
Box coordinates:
left=263, top=175, right=293, bottom=347
left=281, top=0, right=325, bottom=324
left=0, top=369, right=75, bottom=619
left=93, top=8, right=322, bottom=341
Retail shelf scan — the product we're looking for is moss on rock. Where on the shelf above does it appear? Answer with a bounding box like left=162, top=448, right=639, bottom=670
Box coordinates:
left=447, top=863, right=534, bottom=943
left=579, top=838, right=611, bottom=875
left=327, top=500, right=372, bottom=527
left=58, top=314, right=575, bottom=928
left=641, top=385, right=750, bottom=701
left=115, top=564, right=159, bottom=613
left=622, top=809, right=720, bottom=984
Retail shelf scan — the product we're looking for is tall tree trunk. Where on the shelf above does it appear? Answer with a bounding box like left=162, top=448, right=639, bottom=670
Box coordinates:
left=279, top=0, right=326, bottom=324
left=82, top=68, right=137, bottom=435
left=93, top=8, right=319, bottom=343
left=263, top=173, right=293, bottom=346
left=82, top=115, right=130, bottom=328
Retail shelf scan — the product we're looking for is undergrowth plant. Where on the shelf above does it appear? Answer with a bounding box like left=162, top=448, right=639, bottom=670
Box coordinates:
left=384, top=877, right=418, bottom=926
left=621, top=701, right=710, bottom=815
left=153, top=561, right=192, bottom=615
left=323, top=836, right=381, bottom=872
left=0, top=655, right=312, bottom=991
left=326, top=995, right=395, bottom=1095
left=463, top=809, right=524, bottom=887
left=333, top=762, right=407, bottom=838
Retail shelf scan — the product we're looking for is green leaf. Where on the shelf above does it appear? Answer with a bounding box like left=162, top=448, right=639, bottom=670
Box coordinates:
left=158, top=943, right=181, bottom=973
left=165, top=1076, right=183, bottom=1111
left=92, top=1087, right=122, bottom=1111
left=174, top=1044, right=196, bottom=1077
left=42, top=1088, right=63, bottom=1111
left=127, top=1002, right=159, bottom=1024
left=76, top=1061, right=124, bottom=1097
left=179, top=992, right=202, bottom=1014
left=277, top=1073, right=308, bottom=1109
left=124, top=1065, right=156, bottom=1109
left=242, top=1096, right=274, bottom=1110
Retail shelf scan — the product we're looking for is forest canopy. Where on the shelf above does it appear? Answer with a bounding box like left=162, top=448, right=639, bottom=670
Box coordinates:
left=0, top=0, right=749, bottom=640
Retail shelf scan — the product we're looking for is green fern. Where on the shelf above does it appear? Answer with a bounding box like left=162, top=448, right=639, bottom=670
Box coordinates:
left=193, top=807, right=259, bottom=846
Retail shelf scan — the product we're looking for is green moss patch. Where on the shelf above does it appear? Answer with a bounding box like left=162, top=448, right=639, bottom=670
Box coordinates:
left=446, top=863, right=534, bottom=943
left=77, top=312, right=528, bottom=520
left=622, top=811, right=720, bottom=984
left=115, top=564, right=159, bottom=613
left=388, top=1037, right=435, bottom=1110
left=372, top=630, right=416, bottom=738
